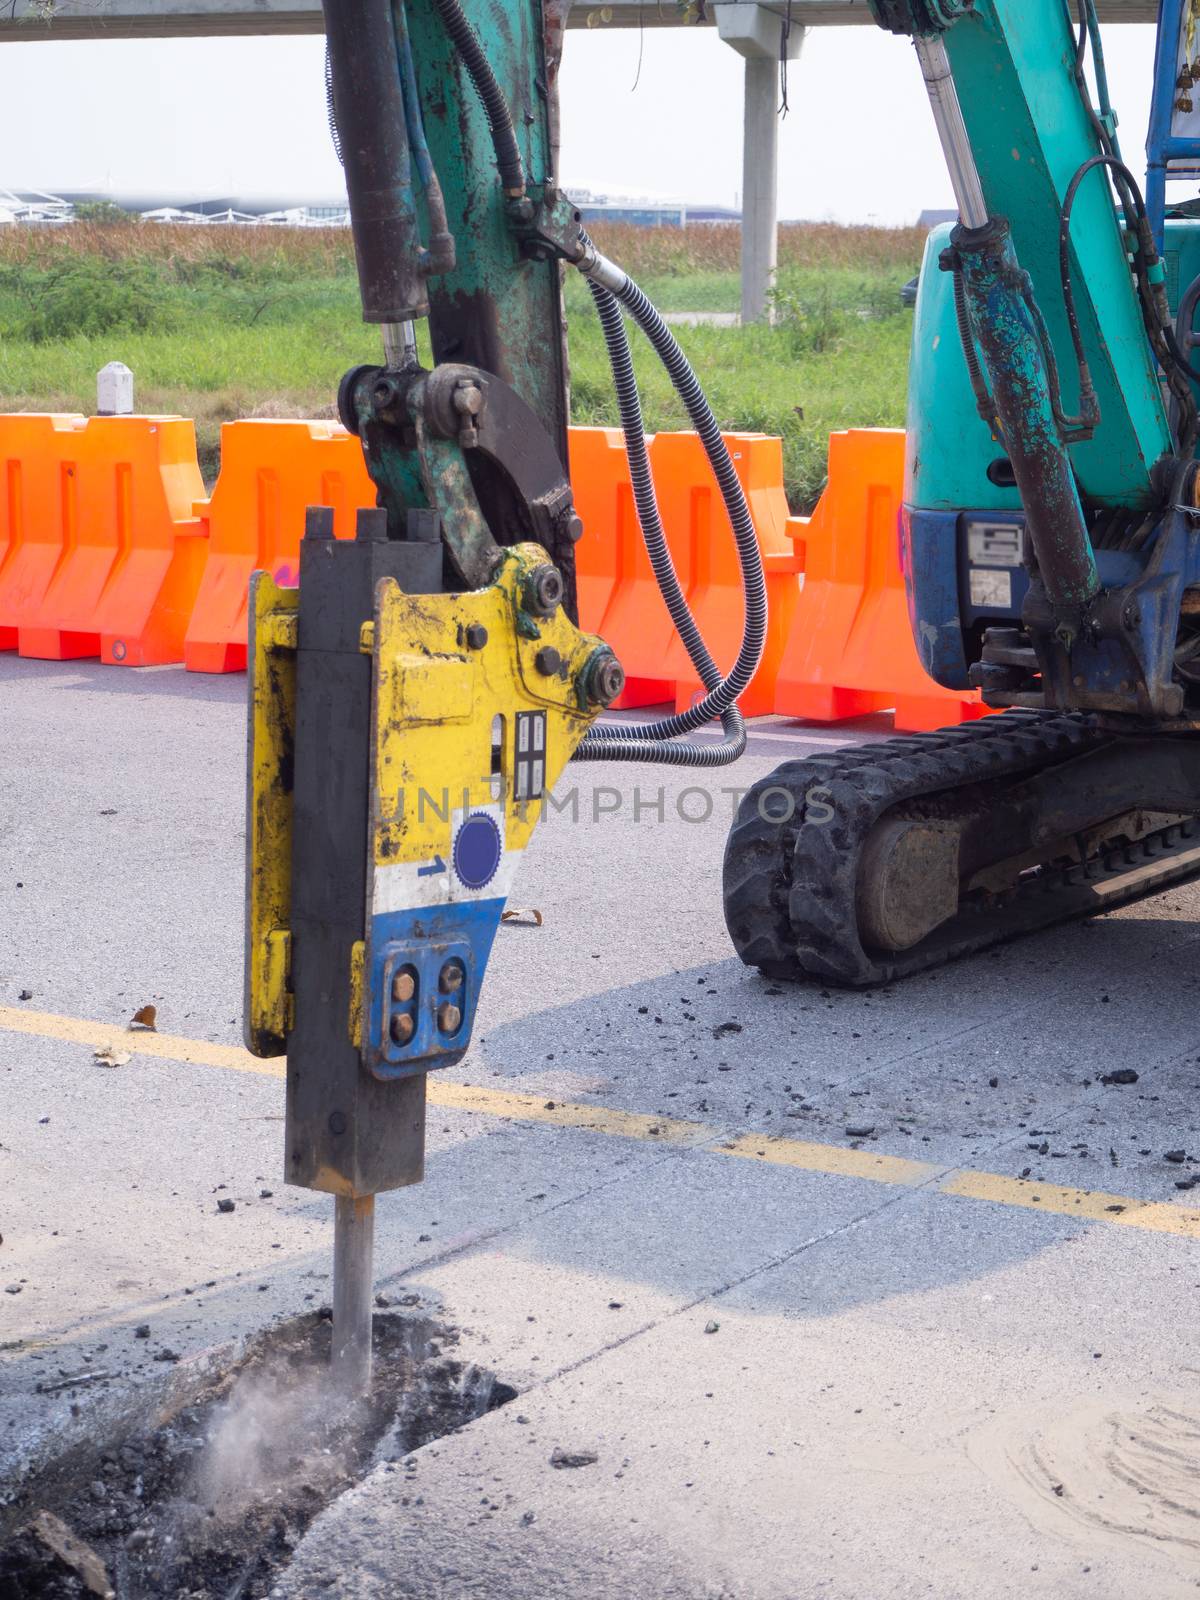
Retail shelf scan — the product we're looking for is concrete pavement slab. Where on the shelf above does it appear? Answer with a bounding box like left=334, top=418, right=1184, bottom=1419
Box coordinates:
left=7, top=659, right=1200, bottom=1596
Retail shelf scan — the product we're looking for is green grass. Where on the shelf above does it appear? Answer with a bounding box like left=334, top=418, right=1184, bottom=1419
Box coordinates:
left=622, top=271, right=740, bottom=312
left=566, top=270, right=913, bottom=510
left=0, top=220, right=921, bottom=509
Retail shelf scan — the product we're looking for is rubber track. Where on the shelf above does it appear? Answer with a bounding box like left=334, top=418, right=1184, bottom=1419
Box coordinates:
left=722, top=710, right=1200, bottom=987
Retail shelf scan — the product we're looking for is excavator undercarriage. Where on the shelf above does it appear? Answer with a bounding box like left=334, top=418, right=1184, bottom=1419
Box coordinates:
left=725, top=712, right=1200, bottom=986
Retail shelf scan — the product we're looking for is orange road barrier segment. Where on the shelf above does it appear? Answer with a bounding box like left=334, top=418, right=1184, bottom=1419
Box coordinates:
left=183, top=420, right=375, bottom=674
left=773, top=429, right=993, bottom=734
left=570, top=425, right=677, bottom=708
left=570, top=427, right=798, bottom=714
left=0, top=417, right=87, bottom=652
left=569, top=427, right=625, bottom=634
left=0, top=416, right=992, bottom=735
left=6, top=416, right=208, bottom=665
left=654, top=432, right=798, bottom=719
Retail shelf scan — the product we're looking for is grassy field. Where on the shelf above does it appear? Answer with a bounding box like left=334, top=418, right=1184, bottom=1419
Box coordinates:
left=0, top=220, right=923, bottom=511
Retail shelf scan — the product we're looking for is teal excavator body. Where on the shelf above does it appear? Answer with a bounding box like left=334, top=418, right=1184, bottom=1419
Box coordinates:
left=886, top=0, right=1200, bottom=723
left=906, top=215, right=1200, bottom=692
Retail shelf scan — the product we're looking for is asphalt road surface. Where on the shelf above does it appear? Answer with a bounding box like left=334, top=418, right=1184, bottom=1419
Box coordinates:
left=5, top=655, right=1200, bottom=1598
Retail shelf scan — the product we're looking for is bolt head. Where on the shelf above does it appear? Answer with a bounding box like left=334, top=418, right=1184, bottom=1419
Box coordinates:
left=452, top=381, right=483, bottom=417
left=465, top=622, right=489, bottom=651
left=372, top=374, right=403, bottom=413
left=390, top=1012, right=415, bottom=1045
left=437, top=1002, right=463, bottom=1035
left=439, top=961, right=464, bottom=995
left=525, top=564, right=564, bottom=617
left=392, top=970, right=416, bottom=1004
left=535, top=646, right=562, bottom=677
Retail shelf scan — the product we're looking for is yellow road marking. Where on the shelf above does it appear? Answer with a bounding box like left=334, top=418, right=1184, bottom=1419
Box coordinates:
left=2, top=1004, right=1197, bottom=1241
left=431, top=1080, right=709, bottom=1144
left=0, top=1005, right=284, bottom=1078
left=944, top=1170, right=1200, bottom=1241
left=720, top=1130, right=936, bottom=1187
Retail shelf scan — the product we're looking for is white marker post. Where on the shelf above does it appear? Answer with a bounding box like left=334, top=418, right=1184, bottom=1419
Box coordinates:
left=97, top=362, right=134, bottom=416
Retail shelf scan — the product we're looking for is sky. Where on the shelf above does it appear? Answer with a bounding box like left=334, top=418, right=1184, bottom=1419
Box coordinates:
left=0, top=21, right=1164, bottom=224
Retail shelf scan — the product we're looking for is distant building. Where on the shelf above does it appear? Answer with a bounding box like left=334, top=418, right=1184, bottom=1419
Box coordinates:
left=565, top=186, right=739, bottom=228
left=917, top=208, right=957, bottom=230
left=0, top=188, right=351, bottom=226
left=0, top=185, right=740, bottom=230
left=0, top=188, right=73, bottom=224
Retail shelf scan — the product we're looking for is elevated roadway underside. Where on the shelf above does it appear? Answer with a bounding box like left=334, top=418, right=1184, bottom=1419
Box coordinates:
left=0, top=0, right=1166, bottom=40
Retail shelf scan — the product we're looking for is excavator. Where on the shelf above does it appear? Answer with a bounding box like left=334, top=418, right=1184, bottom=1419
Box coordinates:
left=725, top=0, right=1200, bottom=986
left=243, top=0, right=1200, bottom=1383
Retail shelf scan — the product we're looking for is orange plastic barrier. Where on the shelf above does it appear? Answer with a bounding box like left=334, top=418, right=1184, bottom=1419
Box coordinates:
left=570, top=427, right=798, bottom=713
left=569, top=427, right=626, bottom=642
left=654, top=431, right=796, bottom=719
left=0, top=416, right=83, bottom=653
left=0, top=413, right=993, bottom=731
left=570, top=425, right=678, bottom=708
left=0, top=414, right=207, bottom=665
left=773, top=429, right=990, bottom=733
left=183, top=420, right=375, bottom=673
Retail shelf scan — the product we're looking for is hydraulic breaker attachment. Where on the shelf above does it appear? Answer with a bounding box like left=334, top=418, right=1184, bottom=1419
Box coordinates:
left=245, top=522, right=613, bottom=1190
left=237, top=0, right=634, bottom=1393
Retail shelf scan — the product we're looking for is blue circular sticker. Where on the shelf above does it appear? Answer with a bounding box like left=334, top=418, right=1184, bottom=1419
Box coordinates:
left=453, top=812, right=502, bottom=890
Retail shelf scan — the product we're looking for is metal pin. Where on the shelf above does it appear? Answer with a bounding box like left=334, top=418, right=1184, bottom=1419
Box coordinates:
left=382, top=319, right=418, bottom=369
left=332, top=1193, right=376, bottom=1394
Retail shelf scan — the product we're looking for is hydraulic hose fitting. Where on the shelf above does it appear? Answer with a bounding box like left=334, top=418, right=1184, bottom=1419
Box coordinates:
left=582, top=647, right=625, bottom=709
left=574, top=238, right=629, bottom=296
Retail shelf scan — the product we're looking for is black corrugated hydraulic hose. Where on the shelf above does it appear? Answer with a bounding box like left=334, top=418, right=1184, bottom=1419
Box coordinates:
left=429, top=0, right=526, bottom=196
left=573, top=233, right=767, bottom=765
left=576, top=276, right=748, bottom=766
left=324, top=46, right=343, bottom=164
left=951, top=261, right=998, bottom=431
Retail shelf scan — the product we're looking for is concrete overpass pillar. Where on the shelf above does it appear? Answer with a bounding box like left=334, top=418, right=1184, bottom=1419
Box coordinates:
left=715, top=3, right=805, bottom=324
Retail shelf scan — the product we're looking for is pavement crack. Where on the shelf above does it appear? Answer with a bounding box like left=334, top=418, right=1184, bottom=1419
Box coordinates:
left=516, top=1169, right=949, bottom=1393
